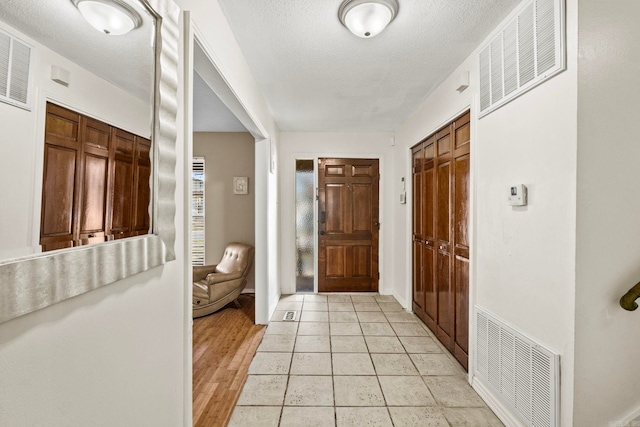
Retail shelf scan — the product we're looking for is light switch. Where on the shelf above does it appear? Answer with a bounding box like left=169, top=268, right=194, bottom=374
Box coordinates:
left=508, top=184, right=527, bottom=206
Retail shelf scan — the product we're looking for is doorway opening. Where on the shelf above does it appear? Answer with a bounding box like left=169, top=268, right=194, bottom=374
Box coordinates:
left=295, top=159, right=315, bottom=292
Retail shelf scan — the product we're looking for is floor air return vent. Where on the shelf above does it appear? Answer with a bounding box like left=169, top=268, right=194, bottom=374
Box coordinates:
left=475, top=307, right=559, bottom=427
left=282, top=311, right=297, bottom=321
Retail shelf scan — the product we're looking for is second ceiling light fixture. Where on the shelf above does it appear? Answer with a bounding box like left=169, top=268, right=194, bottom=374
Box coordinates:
left=338, top=0, right=399, bottom=38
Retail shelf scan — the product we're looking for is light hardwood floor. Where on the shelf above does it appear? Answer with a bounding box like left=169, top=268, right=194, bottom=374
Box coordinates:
left=193, top=294, right=265, bottom=427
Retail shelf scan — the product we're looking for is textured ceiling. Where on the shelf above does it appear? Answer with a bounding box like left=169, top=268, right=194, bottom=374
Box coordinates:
left=193, top=71, right=247, bottom=132
left=0, top=0, right=155, bottom=101
left=217, top=0, right=521, bottom=132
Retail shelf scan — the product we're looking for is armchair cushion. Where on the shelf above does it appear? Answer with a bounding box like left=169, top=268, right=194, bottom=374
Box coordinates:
left=193, top=264, right=218, bottom=282
left=215, top=243, right=253, bottom=274
left=205, top=270, right=243, bottom=285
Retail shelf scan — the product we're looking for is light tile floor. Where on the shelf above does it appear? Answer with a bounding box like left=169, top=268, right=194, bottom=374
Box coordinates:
left=229, top=293, right=504, bottom=427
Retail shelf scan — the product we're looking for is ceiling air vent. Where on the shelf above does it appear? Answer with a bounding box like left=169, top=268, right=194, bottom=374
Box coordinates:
left=478, top=0, right=565, bottom=118
left=0, top=27, right=32, bottom=110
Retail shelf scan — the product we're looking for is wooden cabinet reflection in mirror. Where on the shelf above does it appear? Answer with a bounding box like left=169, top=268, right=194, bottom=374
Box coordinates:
left=40, top=102, right=151, bottom=252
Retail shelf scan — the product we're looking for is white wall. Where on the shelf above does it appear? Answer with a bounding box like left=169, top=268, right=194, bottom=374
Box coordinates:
left=394, top=0, right=578, bottom=425
left=0, top=5, right=186, bottom=425
left=193, top=132, right=256, bottom=291
left=177, top=0, right=281, bottom=324
left=574, top=0, right=640, bottom=425
left=0, top=20, right=151, bottom=260
left=0, top=263, right=186, bottom=426
left=279, top=133, right=396, bottom=297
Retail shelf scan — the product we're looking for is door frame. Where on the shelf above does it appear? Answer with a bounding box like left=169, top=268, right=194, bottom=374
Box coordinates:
left=283, top=152, right=387, bottom=296
left=404, top=102, right=476, bottom=381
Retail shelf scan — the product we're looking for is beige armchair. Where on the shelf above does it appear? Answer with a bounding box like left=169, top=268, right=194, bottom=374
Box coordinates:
left=193, top=242, right=255, bottom=318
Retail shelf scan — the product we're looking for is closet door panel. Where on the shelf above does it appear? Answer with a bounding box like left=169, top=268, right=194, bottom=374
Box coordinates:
left=131, top=137, right=151, bottom=235
left=110, top=158, right=134, bottom=238
left=412, top=146, right=425, bottom=311
left=423, top=150, right=437, bottom=324
left=41, top=146, right=77, bottom=238
left=80, top=154, right=108, bottom=233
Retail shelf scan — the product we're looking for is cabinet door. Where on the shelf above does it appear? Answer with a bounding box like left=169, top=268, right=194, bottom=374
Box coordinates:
left=435, top=126, right=454, bottom=351
left=78, top=117, right=110, bottom=245
left=412, top=146, right=425, bottom=311
left=453, top=112, right=471, bottom=369
left=131, top=137, right=151, bottom=236
left=109, top=129, right=135, bottom=239
left=41, top=146, right=78, bottom=251
left=40, top=104, right=81, bottom=251
left=422, top=140, right=437, bottom=327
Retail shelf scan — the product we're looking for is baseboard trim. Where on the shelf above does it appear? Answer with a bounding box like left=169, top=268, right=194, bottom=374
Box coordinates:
left=392, top=290, right=408, bottom=310
left=241, top=289, right=255, bottom=294
left=615, top=406, right=640, bottom=426
left=472, top=377, right=526, bottom=427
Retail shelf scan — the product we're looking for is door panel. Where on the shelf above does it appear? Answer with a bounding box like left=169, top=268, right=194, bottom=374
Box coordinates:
left=110, top=158, right=134, bottom=238
left=454, top=255, right=470, bottom=369
left=41, top=146, right=77, bottom=237
left=131, top=137, right=152, bottom=235
left=40, top=104, right=81, bottom=251
left=326, top=246, right=346, bottom=277
left=412, top=146, right=425, bottom=311
left=319, top=158, right=379, bottom=292
left=325, top=184, right=347, bottom=234
left=436, top=250, right=453, bottom=343
left=352, top=184, right=372, bottom=233
left=80, top=154, right=108, bottom=233
left=454, top=155, right=470, bottom=249
left=110, top=129, right=135, bottom=239
left=79, top=117, right=111, bottom=244
left=423, top=140, right=437, bottom=325
left=413, top=241, right=424, bottom=311
left=452, top=112, right=471, bottom=368
left=423, top=244, right=436, bottom=325
left=436, top=162, right=451, bottom=246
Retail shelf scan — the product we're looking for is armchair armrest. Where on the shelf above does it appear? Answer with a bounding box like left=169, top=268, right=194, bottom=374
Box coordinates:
left=205, top=270, right=243, bottom=285
left=193, top=264, right=218, bottom=282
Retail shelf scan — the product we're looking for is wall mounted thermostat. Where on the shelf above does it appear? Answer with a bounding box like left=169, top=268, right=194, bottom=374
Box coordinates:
left=508, top=184, right=527, bottom=206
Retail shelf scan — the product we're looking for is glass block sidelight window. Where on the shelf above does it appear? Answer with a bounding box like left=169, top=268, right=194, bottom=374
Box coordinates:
left=295, top=159, right=315, bottom=292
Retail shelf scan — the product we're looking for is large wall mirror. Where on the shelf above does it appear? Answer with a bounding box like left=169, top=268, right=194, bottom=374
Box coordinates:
left=0, top=0, right=179, bottom=324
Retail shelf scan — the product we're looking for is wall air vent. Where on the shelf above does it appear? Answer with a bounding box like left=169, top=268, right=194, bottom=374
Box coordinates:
left=478, top=0, right=565, bottom=117
left=475, top=307, right=559, bottom=427
left=0, top=27, right=32, bottom=110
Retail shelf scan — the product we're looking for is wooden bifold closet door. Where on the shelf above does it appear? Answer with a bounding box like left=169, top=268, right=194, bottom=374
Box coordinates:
left=412, top=111, right=470, bottom=369
left=40, top=102, right=151, bottom=251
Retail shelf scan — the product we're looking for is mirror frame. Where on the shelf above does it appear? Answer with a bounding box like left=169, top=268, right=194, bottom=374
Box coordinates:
left=0, top=0, right=180, bottom=325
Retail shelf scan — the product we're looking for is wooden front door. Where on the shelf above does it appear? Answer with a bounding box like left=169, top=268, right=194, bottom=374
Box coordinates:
left=318, top=158, right=379, bottom=292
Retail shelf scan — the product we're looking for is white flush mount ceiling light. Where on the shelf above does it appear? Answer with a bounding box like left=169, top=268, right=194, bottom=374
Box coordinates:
left=71, top=0, right=142, bottom=35
left=338, top=0, right=399, bottom=38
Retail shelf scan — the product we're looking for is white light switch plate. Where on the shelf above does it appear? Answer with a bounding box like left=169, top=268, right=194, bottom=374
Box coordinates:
left=508, top=184, right=527, bottom=206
